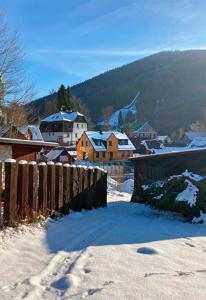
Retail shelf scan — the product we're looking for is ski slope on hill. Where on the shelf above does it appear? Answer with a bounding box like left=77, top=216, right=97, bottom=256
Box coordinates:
left=97, top=93, right=139, bottom=127
left=1, top=184, right=206, bottom=299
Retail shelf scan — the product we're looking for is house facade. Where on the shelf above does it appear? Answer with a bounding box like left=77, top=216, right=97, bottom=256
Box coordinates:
left=40, top=111, right=88, bottom=145
left=77, top=131, right=135, bottom=162
left=132, top=122, right=157, bottom=139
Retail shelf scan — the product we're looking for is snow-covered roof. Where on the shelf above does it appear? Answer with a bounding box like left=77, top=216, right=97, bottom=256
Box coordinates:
left=0, top=125, right=43, bottom=141
left=45, top=149, right=64, bottom=161
left=84, top=131, right=136, bottom=151
left=157, top=135, right=168, bottom=142
left=133, top=122, right=157, bottom=134
left=18, top=125, right=43, bottom=141
left=189, top=137, right=206, bottom=148
left=42, top=111, right=84, bottom=123
left=185, top=131, right=206, bottom=140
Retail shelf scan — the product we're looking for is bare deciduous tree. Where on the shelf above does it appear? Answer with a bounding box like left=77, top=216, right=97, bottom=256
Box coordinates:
left=0, top=13, right=34, bottom=128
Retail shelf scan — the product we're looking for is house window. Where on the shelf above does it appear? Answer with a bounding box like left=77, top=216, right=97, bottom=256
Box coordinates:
left=75, top=133, right=78, bottom=138
left=82, top=124, right=84, bottom=128
left=102, top=152, right=105, bottom=158
left=121, top=151, right=125, bottom=157
left=96, top=152, right=99, bottom=158
left=77, top=124, right=79, bottom=128
left=108, top=141, right=112, bottom=146
left=86, top=141, right=88, bottom=146
left=81, top=141, right=84, bottom=146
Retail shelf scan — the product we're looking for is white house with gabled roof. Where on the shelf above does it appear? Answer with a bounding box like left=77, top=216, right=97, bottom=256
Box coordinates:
left=40, top=111, right=88, bottom=145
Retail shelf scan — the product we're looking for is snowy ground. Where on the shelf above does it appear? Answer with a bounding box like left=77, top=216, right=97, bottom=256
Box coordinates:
left=1, top=184, right=206, bottom=299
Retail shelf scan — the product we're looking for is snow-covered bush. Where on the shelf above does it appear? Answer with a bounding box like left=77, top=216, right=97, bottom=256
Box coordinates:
left=119, top=179, right=134, bottom=194
left=140, top=170, right=206, bottom=221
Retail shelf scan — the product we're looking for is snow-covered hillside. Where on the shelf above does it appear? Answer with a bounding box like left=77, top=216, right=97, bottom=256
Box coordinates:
left=1, top=180, right=206, bottom=299
left=98, top=93, right=139, bottom=128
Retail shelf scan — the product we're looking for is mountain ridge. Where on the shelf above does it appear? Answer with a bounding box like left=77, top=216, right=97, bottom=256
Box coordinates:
left=27, top=49, right=206, bottom=134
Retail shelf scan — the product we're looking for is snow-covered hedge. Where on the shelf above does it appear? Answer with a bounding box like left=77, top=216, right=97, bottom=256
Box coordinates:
left=140, top=170, right=206, bottom=222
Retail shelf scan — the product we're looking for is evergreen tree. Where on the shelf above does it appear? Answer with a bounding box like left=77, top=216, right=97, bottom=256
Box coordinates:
left=57, top=84, right=67, bottom=111
left=118, top=111, right=123, bottom=129
left=66, top=86, right=73, bottom=111
left=125, top=122, right=132, bottom=137
left=57, top=84, right=73, bottom=111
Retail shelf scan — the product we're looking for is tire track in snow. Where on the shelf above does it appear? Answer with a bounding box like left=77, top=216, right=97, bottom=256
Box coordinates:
left=15, top=218, right=117, bottom=300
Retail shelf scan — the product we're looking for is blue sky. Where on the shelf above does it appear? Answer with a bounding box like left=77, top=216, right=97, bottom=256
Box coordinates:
left=1, top=0, right=206, bottom=98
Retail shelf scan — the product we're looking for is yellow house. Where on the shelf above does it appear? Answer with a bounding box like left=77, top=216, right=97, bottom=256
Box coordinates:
left=77, top=131, right=136, bottom=162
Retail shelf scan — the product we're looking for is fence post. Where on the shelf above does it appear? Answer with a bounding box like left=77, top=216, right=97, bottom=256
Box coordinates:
left=71, top=165, right=79, bottom=211
left=38, top=162, right=47, bottom=216
left=47, top=161, right=55, bottom=214
left=76, top=165, right=84, bottom=211
left=86, top=167, right=94, bottom=210
left=102, top=170, right=107, bottom=207
left=28, top=161, right=38, bottom=219
left=93, top=167, right=102, bottom=208
left=62, top=163, right=70, bottom=214
left=55, top=163, right=63, bottom=211
left=17, top=160, right=29, bottom=220
left=0, top=161, right=3, bottom=227
left=4, top=159, right=17, bottom=226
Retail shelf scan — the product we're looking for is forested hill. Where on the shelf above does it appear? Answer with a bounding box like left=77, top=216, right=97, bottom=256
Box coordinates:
left=27, top=50, right=206, bottom=134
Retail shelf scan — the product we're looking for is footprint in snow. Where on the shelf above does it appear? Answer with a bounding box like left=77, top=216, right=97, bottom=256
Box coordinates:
left=184, top=242, right=195, bottom=248
left=137, top=247, right=158, bottom=255
left=82, top=288, right=103, bottom=298
left=176, top=271, right=193, bottom=277
left=84, top=267, right=92, bottom=274
left=51, top=276, right=70, bottom=290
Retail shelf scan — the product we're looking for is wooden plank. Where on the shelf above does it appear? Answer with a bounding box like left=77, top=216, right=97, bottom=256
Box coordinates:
left=102, top=170, right=107, bottom=207
left=86, top=167, right=94, bottom=210
left=62, top=163, right=70, bottom=214
left=55, top=163, right=63, bottom=211
left=93, top=167, right=99, bottom=209
left=4, top=159, right=18, bottom=226
left=47, top=162, right=55, bottom=214
left=76, top=166, right=84, bottom=211
left=17, top=160, right=29, bottom=220
left=28, top=161, right=38, bottom=220
left=0, top=161, right=3, bottom=227
left=71, top=165, right=78, bottom=211
left=38, top=162, right=47, bottom=216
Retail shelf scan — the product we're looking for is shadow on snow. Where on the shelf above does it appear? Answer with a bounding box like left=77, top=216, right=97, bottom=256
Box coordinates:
left=45, top=200, right=206, bottom=254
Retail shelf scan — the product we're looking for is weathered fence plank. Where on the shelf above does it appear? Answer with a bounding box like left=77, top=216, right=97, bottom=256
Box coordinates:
left=62, top=164, right=70, bottom=214
left=38, top=162, right=47, bottom=216
left=4, top=159, right=18, bottom=226
left=28, top=161, right=38, bottom=219
left=55, top=163, right=63, bottom=211
left=47, top=162, right=55, bottom=214
left=17, top=160, right=29, bottom=220
left=0, top=161, right=3, bottom=227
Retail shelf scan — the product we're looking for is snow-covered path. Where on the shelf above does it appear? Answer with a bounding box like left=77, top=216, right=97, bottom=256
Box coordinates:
left=1, top=189, right=206, bottom=299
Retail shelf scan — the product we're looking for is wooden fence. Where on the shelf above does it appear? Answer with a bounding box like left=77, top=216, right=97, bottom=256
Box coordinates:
left=0, top=159, right=107, bottom=227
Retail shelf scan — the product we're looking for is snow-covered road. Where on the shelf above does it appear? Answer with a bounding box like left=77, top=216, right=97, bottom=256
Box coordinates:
left=1, top=188, right=206, bottom=299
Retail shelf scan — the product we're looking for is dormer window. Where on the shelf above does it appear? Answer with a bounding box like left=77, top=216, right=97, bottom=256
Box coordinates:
left=118, top=139, right=128, bottom=145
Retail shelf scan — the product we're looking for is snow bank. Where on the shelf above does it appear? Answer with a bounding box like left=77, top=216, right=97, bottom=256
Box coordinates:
left=170, top=170, right=204, bottom=182
left=119, top=179, right=134, bottom=194
left=142, top=181, right=164, bottom=191
left=107, top=177, right=118, bottom=191
left=176, top=179, right=199, bottom=207
left=192, top=211, right=206, bottom=224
